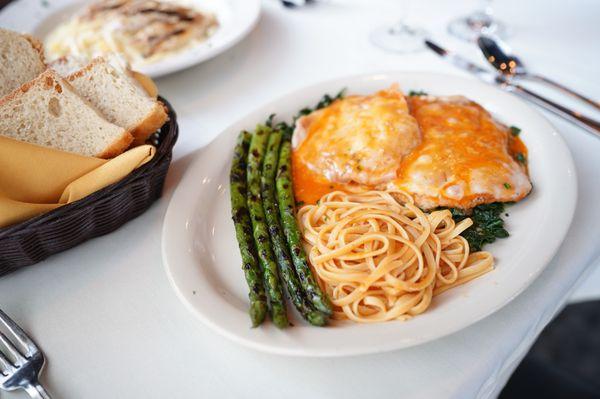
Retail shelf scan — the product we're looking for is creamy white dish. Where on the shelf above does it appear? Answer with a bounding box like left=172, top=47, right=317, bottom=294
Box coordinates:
left=45, top=0, right=219, bottom=67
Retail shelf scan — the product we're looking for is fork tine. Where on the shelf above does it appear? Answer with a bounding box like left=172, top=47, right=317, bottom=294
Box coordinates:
left=0, top=349, right=15, bottom=374
left=0, top=331, right=26, bottom=364
left=0, top=309, right=37, bottom=356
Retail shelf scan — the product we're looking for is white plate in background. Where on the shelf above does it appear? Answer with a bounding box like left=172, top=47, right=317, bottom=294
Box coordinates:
left=0, top=0, right=260, bottom=77
left=162, top=71, right=577, bottom=357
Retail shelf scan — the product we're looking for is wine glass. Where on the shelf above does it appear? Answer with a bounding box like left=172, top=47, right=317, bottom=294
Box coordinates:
left=448, top=0, right=507, bottom=41
left=369, top=0, right=425, bottom=53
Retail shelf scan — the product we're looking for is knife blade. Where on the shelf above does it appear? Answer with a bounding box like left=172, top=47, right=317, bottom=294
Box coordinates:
left=424, top=39, right=500, bottom=84
left=424, top=39, right=600, bottom=138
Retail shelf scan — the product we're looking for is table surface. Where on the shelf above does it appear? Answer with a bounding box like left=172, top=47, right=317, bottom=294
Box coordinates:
left=1, top=0, right=600, bottom=398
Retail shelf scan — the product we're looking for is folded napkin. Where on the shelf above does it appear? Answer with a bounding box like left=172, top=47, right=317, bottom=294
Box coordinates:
left=0, top=136, right=155, bottom=228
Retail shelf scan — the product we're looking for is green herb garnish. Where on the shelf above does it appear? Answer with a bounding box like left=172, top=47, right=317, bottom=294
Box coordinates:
left=516, top=153, right=526, bottom=164
left=450, top=203, right=509, bottom=252
left=295, top=90, right=346, bottom=120
left=510, top=126, right=521, bottom=136
left=503, top=182, right=511, bottom=189
left=408, top=90, right=428, bottom=96
left=270, top=90, right=347, bottom=138
left=315, top=90, right=346, bottom=110
left=265, top=113, right=276, bottom=128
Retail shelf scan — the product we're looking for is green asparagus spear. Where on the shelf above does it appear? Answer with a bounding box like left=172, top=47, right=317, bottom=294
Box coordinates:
left=230, top=131, right=267, bottom=327
left=261, top=129, right=328, bottom=326
left=276, top=138, right=333, bottom=316
left=247, top=126, right=289, bottom=328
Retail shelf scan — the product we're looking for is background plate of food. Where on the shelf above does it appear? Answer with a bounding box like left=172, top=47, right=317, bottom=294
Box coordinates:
left=0, top=0, right=260, bottom=78
left=162, top=71, right=577, bottom=357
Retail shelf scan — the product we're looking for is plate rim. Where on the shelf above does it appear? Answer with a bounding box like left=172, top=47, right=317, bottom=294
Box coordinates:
left=139, top=0, right=262, bottom=77
left=162, top=70, right=578, bottom=357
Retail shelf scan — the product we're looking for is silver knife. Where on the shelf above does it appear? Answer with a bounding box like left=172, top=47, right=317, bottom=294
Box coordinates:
left=424, top=39, right=600, bottom=139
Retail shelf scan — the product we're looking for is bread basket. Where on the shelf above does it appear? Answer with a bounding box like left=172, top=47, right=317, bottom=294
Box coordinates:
left=0, top=96, right=178, bottom=276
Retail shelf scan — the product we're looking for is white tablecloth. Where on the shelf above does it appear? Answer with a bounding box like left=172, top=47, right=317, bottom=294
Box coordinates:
left=1, top=0, right=600, bottom=398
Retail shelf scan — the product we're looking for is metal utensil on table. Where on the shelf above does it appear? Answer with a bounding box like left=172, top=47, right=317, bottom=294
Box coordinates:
left=0, top=309, right=52, bottom=399
left=281, top=0, right=314, bottom=8
left=424, top=39, right=600, bottom=138
left=477, top=36, right=600, bottom=110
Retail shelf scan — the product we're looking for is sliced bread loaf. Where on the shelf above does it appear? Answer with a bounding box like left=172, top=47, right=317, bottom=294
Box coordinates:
left=0, top=28, right=46, bottom=97
left=56, top=57, right=168, bottom=144
left=47, top=55, right=85, bottom=77
left=0, top=69, right=133, bottom=158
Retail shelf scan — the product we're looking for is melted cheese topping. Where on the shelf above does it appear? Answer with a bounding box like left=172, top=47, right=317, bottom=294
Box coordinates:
left=292, top=86, right=421, bottom=204
left=389, top=96, right=531, bottom=209
left=292, top=88, right=531, bottom=209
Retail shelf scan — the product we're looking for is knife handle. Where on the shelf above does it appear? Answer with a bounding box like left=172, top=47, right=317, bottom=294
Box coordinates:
left=505, top=82, right=600, bottom=139
left=524, top=74, right=600, bottom=112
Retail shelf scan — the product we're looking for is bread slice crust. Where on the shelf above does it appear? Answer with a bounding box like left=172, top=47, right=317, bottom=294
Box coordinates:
left=0, top=28, right=46, bottom=97
left=97, top=129, right=134, bottom=158
left=62, top=57, right=168, bottom=144
left=23, top=34, right=46, bottom=64
left=131, top=101, right=168, bottom=145
left=0, top=69, right=133, bottom=158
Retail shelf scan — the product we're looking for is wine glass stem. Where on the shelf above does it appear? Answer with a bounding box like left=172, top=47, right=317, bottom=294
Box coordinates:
left=447, top=0, right=506, bottom=40
left=482, top=0, right=494, bottom=17
left=468, top=0, right=495, bottom=28
left=390, top=0, right=411, bottom=32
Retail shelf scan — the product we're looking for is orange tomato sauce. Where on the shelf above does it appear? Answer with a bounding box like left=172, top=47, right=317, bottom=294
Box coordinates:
left=291, top=156, right=346, bottom=205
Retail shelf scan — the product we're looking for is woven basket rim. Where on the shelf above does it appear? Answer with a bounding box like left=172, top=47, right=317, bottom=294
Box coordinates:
left=0, top=95, right=178, bottom=238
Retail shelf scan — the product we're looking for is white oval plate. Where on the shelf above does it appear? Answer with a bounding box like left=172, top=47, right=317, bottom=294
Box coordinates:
left=0, top=0, right=260, bottom=78
left=162, top=72, right=577, bottom=357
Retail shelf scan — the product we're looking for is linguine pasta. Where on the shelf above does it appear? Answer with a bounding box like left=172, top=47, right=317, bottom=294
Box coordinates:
left=297, top=190, right=493, bottom=323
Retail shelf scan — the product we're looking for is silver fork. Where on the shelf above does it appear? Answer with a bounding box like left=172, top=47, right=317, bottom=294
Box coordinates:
left=0, top=309, right=51, bottom=398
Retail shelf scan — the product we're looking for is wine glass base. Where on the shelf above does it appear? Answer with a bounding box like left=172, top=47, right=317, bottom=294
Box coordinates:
left=370, top=24, right=425, bottom=53
left=448, top=15, right=507, bottom=41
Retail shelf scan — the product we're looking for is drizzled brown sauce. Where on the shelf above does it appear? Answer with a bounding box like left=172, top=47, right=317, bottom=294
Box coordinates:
left=82, top=0, right=218, bottom=59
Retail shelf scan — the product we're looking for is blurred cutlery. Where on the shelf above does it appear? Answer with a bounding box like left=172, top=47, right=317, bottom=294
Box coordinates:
left=425, top=39, right=600, bottom=138
left=0, top=309, right=51, bottom=399
left=281, top=0, right=315, bottom=8
left=477, top=35, right=600, bottom=110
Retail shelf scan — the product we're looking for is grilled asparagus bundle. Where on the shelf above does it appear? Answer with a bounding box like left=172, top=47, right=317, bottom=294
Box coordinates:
left=246, top=125, right=289, bottom=329
left=262, top=129, right=328, bottom=326
left=230, top=126, right=330, bottom=327
left=230, top=92, right=343, bottom=327
left=229, top=131, right=268, bottom=327
left=276, top=137, right=332, bottom=317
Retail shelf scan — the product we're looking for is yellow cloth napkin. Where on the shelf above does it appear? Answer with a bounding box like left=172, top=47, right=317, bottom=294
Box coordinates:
left=0, top=136, right=155, bottom=228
